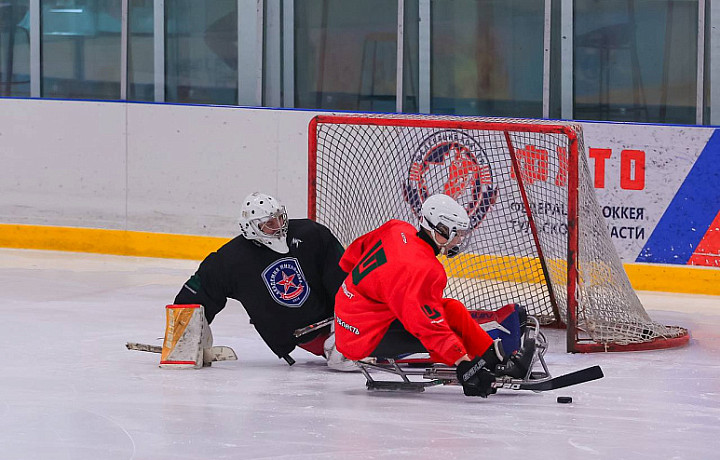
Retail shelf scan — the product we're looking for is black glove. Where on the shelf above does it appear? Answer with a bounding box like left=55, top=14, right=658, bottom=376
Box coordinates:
left=456, top=357, right=497, bottom=398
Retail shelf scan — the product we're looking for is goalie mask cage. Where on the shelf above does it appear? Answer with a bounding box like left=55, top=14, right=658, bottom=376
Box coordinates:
left=309, top=114, right=689, bottom=353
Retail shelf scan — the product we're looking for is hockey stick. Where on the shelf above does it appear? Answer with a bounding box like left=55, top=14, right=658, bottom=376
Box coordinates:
left=492, top=365, right=604, bottom=391
left=126, top=342, right=162, bottom=353
left=417, top=364, right=603, bottom=392
left=293, top=317, right=334, bottom=338
left=125, top=342, right=238, bottom=362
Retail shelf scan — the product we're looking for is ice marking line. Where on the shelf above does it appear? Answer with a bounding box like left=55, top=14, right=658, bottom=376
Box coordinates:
left=567, top=438, right=600, bottom=454
left=80, top=408, right=137, bottom=460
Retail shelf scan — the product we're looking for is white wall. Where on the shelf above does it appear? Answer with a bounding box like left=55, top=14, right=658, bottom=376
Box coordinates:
left=0, top=98, right=717, bottom=267
left=0, top=99, right=316, bottom=238
left=2, top=100, right=128, bottom=230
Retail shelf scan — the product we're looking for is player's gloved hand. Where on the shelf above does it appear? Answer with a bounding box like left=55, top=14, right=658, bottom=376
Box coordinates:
left=456, top=357, right=497, bottom=398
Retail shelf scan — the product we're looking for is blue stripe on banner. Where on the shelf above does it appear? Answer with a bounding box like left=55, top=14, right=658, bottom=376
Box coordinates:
left=637, top=129, right=720, bottom=264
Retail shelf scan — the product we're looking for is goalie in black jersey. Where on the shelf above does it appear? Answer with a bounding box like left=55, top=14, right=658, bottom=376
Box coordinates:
left=171, top=192, right=354, bottom=370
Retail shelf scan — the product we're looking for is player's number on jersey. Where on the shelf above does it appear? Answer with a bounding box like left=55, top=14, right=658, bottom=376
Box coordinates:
left=352, top=240, right=387, bottom=285
left=421, top=304, right=441, bottom=320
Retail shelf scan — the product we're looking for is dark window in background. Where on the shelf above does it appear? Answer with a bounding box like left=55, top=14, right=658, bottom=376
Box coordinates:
left=165, top=0, right=237, bottom=105
left=2, top=0, right=705, bottom=126
left=0, top=0, right=30, bottom=97
left=40, top=0, right=121, bottom=100
left=574, top=0, right=697, bottom=124
left=430, top=0, right=545, bottom=117
left=294, top=0, right=398, bottom=112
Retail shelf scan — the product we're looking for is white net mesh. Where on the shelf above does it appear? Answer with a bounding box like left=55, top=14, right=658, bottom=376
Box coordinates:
left=311, top=114, right=688, bottom=351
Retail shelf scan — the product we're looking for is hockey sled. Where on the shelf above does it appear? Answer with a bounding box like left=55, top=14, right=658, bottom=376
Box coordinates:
left=356, top=316, right=604, bottom=393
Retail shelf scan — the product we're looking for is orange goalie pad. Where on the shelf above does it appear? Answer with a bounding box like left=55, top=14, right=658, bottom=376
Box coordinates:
left=160, top=304, right=212, bottom=368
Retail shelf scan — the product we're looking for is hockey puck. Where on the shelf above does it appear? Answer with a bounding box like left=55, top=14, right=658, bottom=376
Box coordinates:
left=557, top=396, right=573, bottom=404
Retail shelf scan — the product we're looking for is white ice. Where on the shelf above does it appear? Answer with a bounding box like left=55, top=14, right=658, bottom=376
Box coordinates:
left=1, top=248, right=719, bottom=459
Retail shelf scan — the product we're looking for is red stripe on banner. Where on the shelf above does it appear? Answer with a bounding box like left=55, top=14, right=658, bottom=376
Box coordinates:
left=160, top=361, right=197, bottom=365
left=166, top=304, right=201, bottom=309
left=688, top=211, right=720, bottom=267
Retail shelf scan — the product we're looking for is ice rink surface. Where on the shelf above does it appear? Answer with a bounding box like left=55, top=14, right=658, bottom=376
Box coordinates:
left=1, top=248, right=719, bottom=460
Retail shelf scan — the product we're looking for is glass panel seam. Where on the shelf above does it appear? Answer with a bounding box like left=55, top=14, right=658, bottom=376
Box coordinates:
left=711, top=0, right=720, bottom=124
left=543, top=0, right=552, bottom=118
left=30, top=0, right=40, bottom=97
left=283, top=0, right=294, bottom=108
left=121, top=0, right=129, bottom=100
left=418, top=0, right=430, bottom=113
left=697, top=0, right=706, bottom=124
left=396, top=0, right=404, bottom=113
left=154, top=0, right=165, bottom=102
left=561, top=0, right=573, bottom=119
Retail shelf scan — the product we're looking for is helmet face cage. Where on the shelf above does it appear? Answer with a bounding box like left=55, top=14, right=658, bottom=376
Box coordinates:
left=239, top=193, right=290, bottom=254
left=429, top=221, right=468, bottom=242
left=427, top=215, right=469, bottom=256
left=419, top=194, right=470, bottom=257
left=250, top=207, right=288, bottom=239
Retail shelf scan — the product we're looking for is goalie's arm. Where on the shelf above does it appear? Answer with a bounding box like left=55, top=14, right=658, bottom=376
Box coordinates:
left=174, top=253, right=229, bottom=323
left=318, top=225, right=347, bottom=308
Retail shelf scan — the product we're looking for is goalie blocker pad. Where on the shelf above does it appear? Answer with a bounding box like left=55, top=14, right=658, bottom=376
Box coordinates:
left=471, top=303, right=525, bottom=355
left=373, top=303, right=526, bottom=363
left=160, top=304, right=213, bottom=369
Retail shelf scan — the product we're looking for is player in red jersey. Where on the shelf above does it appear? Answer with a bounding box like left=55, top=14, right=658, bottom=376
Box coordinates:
left=334, top=194, right=535, bottom=397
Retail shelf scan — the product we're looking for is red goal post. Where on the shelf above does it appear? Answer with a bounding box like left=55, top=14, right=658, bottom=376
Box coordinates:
left=308, top=114, right=689, bottom=353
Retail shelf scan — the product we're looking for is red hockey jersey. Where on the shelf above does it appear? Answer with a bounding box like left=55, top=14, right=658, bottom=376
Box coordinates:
left=334, top=219, right=468, bottom=365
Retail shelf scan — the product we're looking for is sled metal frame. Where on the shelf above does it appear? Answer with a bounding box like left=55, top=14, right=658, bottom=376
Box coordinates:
left=356, top=316, right=551, bottom=393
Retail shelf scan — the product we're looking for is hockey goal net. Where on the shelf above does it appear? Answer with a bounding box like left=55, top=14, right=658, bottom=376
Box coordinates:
left=309, top=114, right=689, bottom=352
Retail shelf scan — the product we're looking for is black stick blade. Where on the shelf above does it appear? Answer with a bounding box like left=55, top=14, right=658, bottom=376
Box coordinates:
left=521, top=365, right=604, bottom=391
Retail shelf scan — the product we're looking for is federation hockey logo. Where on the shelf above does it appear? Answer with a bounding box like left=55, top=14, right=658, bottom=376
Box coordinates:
left=403, top=130, right=498, bottom=230
left=262, top=257, right=311, bottom=308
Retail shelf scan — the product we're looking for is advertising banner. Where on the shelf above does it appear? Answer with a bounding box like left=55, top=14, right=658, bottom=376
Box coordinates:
left=581, top=122, right=719, bottom=268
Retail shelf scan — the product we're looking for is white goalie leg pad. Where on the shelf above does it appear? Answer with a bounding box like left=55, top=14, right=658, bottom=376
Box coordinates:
left=160, top=304, right=213, bottom=369
left=323, top=330, right=358, bottom=372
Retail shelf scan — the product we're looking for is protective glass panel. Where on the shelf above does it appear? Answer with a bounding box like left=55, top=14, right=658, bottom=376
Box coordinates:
left=0, top=0, right=30, bottom=97
left=430, top=0, right=545, bottom=117
left=165, top=0, right=237, bottom=105
left=574, top=0, right=698, bottom=123
left=41, top=0, right=121, bottom=99
left=294, top=0, right=398, bottom=111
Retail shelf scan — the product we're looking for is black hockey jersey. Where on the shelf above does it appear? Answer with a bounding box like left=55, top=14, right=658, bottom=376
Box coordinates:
left=174, top=219, right=346, bottom=359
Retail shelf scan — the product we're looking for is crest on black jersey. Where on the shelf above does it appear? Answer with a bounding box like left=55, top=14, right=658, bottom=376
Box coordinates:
left=262, top=257, right=311, bottom=307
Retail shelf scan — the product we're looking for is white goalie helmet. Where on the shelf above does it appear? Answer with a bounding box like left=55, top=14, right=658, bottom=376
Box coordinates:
left=419, top=194, right=471, bottom=257
left=238, top=192, right=290, bottom=254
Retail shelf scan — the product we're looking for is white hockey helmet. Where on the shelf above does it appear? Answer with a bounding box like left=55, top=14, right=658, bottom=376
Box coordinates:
left=238, top=192, right=289, bottom=254
left=419, top=194, right=470, bottom=257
